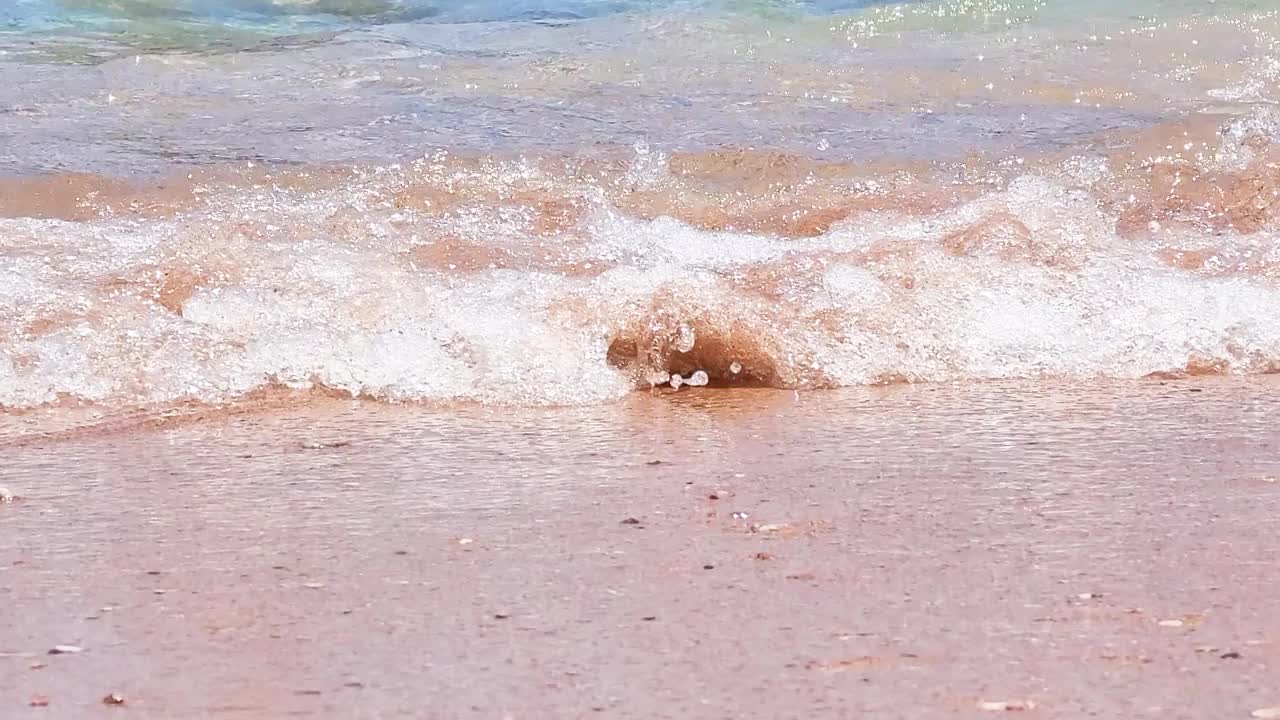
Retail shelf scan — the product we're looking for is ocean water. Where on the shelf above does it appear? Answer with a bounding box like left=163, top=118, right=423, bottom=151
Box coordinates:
left=1, top=0, right=1280, bottom=411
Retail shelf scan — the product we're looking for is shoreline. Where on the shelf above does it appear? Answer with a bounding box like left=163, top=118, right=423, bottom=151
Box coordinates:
left=2, top=374, right=1276, bottom=447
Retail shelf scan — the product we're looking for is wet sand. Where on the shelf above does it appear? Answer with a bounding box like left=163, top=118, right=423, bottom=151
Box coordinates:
left=2, top=378, right=1279, bottom=718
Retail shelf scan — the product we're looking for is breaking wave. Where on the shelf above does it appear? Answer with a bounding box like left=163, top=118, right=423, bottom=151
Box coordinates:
left=2, top=109, right=1280, bottom=410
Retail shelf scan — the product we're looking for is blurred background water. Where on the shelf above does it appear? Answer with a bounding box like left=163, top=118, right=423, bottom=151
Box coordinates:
left=10, top=0, right=1253, bottom=173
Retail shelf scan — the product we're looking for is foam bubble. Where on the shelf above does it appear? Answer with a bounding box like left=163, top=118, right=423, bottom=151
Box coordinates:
left=3, top=138, right=1280, bottom=411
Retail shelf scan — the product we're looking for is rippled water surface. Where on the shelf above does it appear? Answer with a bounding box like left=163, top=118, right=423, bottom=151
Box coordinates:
left=2, top=0, right=1280, bottom=414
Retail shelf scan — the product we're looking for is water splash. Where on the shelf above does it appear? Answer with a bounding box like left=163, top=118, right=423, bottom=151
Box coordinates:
left=3, top=110, right=1280, bottom=410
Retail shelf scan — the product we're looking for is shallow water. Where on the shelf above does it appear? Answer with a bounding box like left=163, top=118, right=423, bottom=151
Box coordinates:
left=2, top=0, right=1280, bottom=416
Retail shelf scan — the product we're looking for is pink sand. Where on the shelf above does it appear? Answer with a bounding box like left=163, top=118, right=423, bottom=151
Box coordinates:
left=2, top=379, right=1279, bottom=718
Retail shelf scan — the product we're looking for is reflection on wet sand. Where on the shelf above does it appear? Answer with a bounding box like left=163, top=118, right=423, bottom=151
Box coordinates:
left=2, top=379, right=1279, bottom=717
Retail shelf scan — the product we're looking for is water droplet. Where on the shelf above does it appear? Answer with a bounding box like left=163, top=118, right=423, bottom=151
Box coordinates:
left=675, top=323, right=695, bottom=353
left=644, top=370, right=671, bottom=387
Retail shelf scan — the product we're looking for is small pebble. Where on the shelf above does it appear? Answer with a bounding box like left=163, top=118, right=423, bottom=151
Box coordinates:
left=48, top=645, right=82, bottom=655
left=1220, top=651, right=1242, bottom=659
left=1076, top=592, right=1102, bottom=600
left=620, top=517, right=642, bottom=525
left=978, top=700, right=1036, bottom=712
left=29, top=695, right=49, bottom=708
left=300, top=440, right=351, bottom=450
left=29, top=662, right=46, bottom=670
left=1253, top=709, right=1280, bottom=720
left=102, top=693, right=125, bottom=706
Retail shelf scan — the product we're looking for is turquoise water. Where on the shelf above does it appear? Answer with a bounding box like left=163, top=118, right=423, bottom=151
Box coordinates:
left=0, top=0, right=949, bottom=68
left=4, top=0, right=1267, bottom=66
left=2, top=0, right=901, bottom=34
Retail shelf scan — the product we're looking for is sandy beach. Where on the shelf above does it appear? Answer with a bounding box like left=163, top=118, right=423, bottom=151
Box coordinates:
left=3, top=378, right=1278, bottom=718
left=3, top=1, right=1280, bottom=718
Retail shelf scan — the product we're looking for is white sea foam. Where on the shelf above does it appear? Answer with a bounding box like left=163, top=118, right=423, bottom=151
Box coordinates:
left=3, top=139, right=1280, bottom=410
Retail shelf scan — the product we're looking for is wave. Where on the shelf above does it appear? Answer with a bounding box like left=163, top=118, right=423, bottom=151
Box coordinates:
left=2, top=109, right=1280, bottom=410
